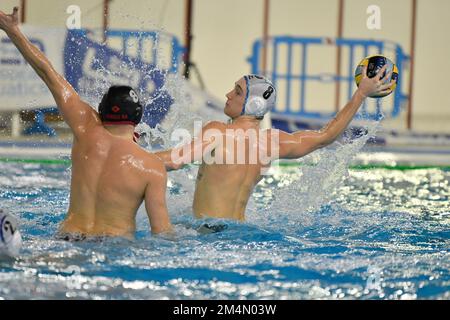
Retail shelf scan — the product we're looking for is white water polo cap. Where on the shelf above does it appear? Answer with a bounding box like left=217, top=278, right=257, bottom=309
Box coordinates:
left=0, top=209, right=22, bottom=258
left=241, top=75, right=276, bottom=118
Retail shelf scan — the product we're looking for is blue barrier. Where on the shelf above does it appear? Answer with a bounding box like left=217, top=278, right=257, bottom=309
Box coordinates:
left=26, top=28, right=184, bottom=135
left=248, top=36, right=410, bottom=122
left=103, top=29, right=184, bottom=74
left=22, top=108, right=56, bottom=137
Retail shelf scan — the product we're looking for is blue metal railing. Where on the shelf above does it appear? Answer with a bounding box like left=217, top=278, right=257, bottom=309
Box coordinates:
left=26, top=29, right=185, bottom=136
left=248, top=36, right=410, bottom=121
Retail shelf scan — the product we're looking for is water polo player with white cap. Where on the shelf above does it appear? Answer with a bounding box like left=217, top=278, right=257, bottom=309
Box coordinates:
left=158, top=73, right=280, bottom=223
left=158, top=67, right=393, bottom=222
left=0, top=209, right=22, bottom=258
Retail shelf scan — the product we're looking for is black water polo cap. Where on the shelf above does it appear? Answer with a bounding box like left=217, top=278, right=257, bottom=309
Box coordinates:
left=99, top=85, right=143, bottom=126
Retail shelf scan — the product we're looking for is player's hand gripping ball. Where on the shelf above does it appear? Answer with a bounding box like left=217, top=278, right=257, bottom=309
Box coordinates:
left=355, top=55, right=399, bottom=98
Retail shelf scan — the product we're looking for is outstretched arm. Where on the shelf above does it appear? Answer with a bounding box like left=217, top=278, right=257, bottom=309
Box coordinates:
left=155, top=138, right=209, bottom=171
left=279, top=64, right=394, bottom=159
left=155, top=121, right=221, bottom=171
left=0, top=7, right=100, bottom=138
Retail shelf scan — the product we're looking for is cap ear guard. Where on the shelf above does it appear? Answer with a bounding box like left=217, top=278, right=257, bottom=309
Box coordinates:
left=127, top=90, right=143, bottom=124
left=132, top=93, right=143, bottom=124
left=241, top=75, right=276, bottom=118
left=246, top=96, right=267, bottom=117
left=98, top=92, right=108, bottom=118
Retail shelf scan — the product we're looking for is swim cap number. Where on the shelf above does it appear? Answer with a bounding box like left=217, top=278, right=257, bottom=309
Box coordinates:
left=263, top=86, right=274, bottom=100
left=129, top=90, right=139, bottom=103
left=3, top=221, right=15, bottom=235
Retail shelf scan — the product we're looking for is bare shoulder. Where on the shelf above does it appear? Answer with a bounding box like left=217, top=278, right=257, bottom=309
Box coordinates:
left=203, top=120, right=226, bottom=131
left=129, top=146, right=167, bottom=179
left=201, top=121, right=227, bottom=139
left=74, top=122, right=107, bottom=145
left=143, top=149, right=167, bottom=170
left=81, top=100, right=102, bottom=122
left=69, top=99, right=103, bottom=139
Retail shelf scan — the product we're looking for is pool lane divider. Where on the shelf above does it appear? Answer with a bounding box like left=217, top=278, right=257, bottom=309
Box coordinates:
left=1, top=157, right=449, bottom=171
left=0, top=157, right=71, bottom=165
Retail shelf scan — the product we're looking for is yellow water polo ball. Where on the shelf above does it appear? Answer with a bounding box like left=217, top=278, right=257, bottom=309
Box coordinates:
left=355, top=54, right=399, bottom=98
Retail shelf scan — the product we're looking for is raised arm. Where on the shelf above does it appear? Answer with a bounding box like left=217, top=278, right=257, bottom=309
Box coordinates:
left=279, top=64, right=394, bottom=159
left=0, top=7, right=100, bottom=138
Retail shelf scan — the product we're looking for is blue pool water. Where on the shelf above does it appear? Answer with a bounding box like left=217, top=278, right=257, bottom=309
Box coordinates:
left=0, top=161, right=449, bottom=299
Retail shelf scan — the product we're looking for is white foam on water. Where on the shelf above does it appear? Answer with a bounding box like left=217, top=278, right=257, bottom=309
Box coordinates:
left=247, top=117, right=383, bottom=231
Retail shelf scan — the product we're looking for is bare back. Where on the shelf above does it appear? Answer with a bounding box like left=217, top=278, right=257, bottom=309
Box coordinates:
left=193, top=123, right=275, bottom=220
left=60, top=126, right=167, bottom=239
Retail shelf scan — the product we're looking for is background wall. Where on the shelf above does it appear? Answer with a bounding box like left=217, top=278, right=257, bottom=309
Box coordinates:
left=1, top=0, right=448, bottom=131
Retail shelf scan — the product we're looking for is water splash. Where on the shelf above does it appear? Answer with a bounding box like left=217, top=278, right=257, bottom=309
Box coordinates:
left=248, top=119, right=383, bottom=229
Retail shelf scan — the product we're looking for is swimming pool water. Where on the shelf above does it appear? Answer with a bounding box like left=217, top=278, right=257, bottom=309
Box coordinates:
left=0, top=161, right=449, bottom=299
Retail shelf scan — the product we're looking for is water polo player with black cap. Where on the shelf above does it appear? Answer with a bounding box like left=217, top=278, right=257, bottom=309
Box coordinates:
left=157, top=71, right=395, bottom=222
left=0, top=7, right=172, bottom=239
left=99, top=86, right=142, bottom=126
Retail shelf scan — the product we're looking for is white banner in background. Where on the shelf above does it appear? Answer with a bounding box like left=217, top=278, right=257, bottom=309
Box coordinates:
left=0, top=25, right=66, bottom=111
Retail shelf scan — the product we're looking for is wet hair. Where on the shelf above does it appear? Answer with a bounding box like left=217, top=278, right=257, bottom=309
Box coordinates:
left=98, top=85, right=143, bottom=125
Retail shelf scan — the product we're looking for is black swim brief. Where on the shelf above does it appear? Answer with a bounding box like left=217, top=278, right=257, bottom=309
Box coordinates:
left=197, top=223, right=228, bottom=234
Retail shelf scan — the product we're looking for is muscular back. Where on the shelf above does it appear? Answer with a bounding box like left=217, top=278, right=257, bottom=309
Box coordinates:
left=60, top=126, right=166, bottom=238
left=193, top=123, right=274, bottom=220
